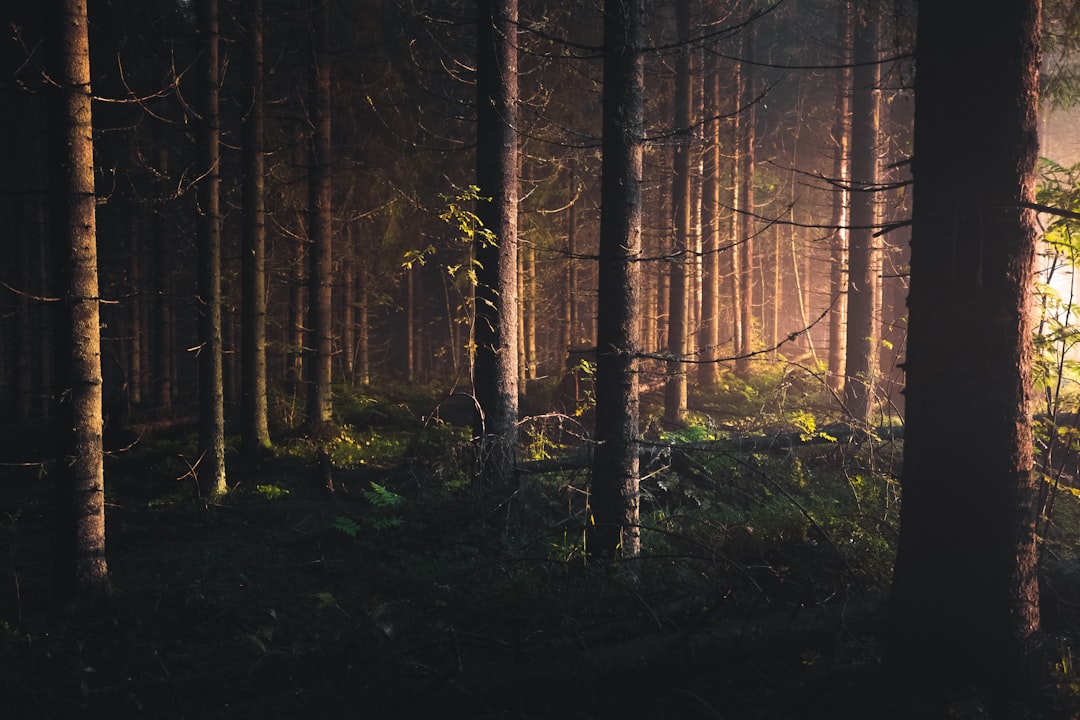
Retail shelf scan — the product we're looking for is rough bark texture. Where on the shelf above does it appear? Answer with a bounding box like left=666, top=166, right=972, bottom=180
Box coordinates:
left=842, top=10, right=880, bottom=424
left=241, top=0, right=271, bottom=454
left=306, top=0, right=333, bottom=433
left=48, top=0, right=108, bottom=611
left=887, top=0, right=1042, bottom=701
left=196, top=0, right=227, bottom=497
left=664, top=3, right=692, bottom=427
left=588, top=0, right=644, bottom=559
left=473, top=0, right=520, bottom=484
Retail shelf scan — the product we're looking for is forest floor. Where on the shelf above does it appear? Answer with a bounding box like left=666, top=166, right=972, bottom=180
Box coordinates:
left=3, top=382, right=1080, bottom=719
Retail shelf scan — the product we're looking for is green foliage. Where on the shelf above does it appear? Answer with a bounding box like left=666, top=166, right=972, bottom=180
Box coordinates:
left=253, top=484, right=290, bottom=501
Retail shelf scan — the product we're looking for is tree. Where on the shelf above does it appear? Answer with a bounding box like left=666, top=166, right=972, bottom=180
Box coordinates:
left=241, top=0, right=271, bottom=455
left=827, top=1, right=852, bottom=396
left=473, top=0, right=520, bottom=485
left=842, top=7, right=881, bottom=424
left=47, top=0, right=108, bottom=611
left=663, top=0, right=693, bottom=427
left=589, top=0, right=644, bottom=559
left=306, top=0, right=334, bottom=434
left=886, top=0, right=1042, bottom=702
left=195, top=0, right=227, bottom=498
left=734, top=21, right=756, bottom=377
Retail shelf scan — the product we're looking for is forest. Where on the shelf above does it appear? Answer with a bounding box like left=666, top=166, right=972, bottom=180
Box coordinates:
left=3, top=0, right=1080, bottom=717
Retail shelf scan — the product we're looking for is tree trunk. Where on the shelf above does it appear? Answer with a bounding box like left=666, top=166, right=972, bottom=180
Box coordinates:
left=306, top=0, right=333, bottom=434
left=241, top=0, right=271, bottom=455
left=196, top=0, right=227, bottom=497
left=886, top=0, right=1042, bottom=702
left=664, top=1, right=693, bottom=427
left=735, top=26, right=755, bottom=377
left=152, top=140, right=174, bottom=415
left=698, top=49, right=721, bottom=387
left=473, top=0, right=520, bottom=484
left=843, top=9, right=880, bottom=424
left=342, top=252, right=355, bottom=384
left=827, top=2, right=852, bottom=396
left=589, top=0, right=644, bottom=559
left=48, top=0, right=108, bottom=611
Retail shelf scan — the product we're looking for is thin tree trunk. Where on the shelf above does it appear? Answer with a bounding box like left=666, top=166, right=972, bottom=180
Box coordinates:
left=196, top=0, right=227, bottom=497
left=827, top=2, right=852, bottom=395
left=735, top=25, right=755, bottom=376
left=843, top=8, right=881, bottom=424
left=48, top=0, right=108, bottom=611
left=241, top=0, right=271, bottom=454
left=153, top=141, right=174, bottom=415
left=306, top=0, right=333, bottom=434
left=698, top=47, right=721, bottom=387
left=589, top=0, right=644, bottom=559
left=665, top=3, right=692, bottom=426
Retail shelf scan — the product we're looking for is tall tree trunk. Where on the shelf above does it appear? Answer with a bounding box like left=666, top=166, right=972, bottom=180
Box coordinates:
left=589, top=0, right=644, bottom=559
left=342, top=253, right=356, bottom=384
left=288, top=218, right=305, bottom=392
left=473, top=0, right=520, bottom=484
left=827, top=1, right=852, bottom=396
left=196, top=0, right=227, bottom=497
left=152, top=141, right=174, bottom=415
left=48, top=0, right=108, bottom=611
left=843, top=9, right=881, bottom=424
left=887, top=0, right=1042, bottom=702
left=241, top=0, right=271, bottom=455
left=306, top=0, right=333, bottom=434
left=734, top=25, right=755, bottom=377
left=664, top=1, right=692, bottom=427
left=698, top=48, right=721, bottom=387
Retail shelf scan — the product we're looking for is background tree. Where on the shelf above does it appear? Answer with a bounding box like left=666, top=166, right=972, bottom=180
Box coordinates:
left=589, top=0, right=644, bottom=559
left=195, top=0, right=227, bottom=498
left=473, top=0, right=520, bottom=485
left=843, top=6, right=881, bottom=424
left=663, top=0, right=693, bottom=428
left=241, top=0, right=271, bottom=456
left=47, top=0, right=108, bottom=611
left=305, top=0, right=334, bottom=434
left=887, top=0, right=1042, bottom=702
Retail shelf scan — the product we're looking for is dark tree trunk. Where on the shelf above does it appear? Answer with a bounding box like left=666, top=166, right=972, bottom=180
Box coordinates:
left=196, top=0, right=227, bottom=497
left=887, top=0, right=1042, bottom=701
left=664, top=1, right=692, bottom=427
left=843, top=9, right=880, bottom=424
left=473, top=0, right=520, bottom=484
left=828, top=2, right=852, bottom=396
left=47, top=0, right=108, bottom=612
left=241, top=0, right=271, bottom=456
left=152, top=141, right=174, bottom=415
left=589, top=0, right=644, bottom=559
left=306, top=0, right=333, bottom=434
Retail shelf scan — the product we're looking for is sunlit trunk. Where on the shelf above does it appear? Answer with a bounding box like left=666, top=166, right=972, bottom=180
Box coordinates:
left=48, top=0, right=108, bottom=611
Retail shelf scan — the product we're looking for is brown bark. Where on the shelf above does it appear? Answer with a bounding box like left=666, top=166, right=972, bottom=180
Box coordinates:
left=664, top=1, right=693, bottom=427
left=734, top=26, right=756, bottom=377
left=48, top=0, right=108, bottom=611
left=589, top=0, right=644, bottom=559
left=196, top=0, right=227, bottom=496
left=887, top=0, right=1042, bottom=700
left=843, top=9, right=881, bottom=424
left=306, top=0, right=333, bottom=433
left=473, top=0, right=520, bottom=483
left=241, top=0, right=271, bottom=455
left=827, top=2, right=852, bottom=396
